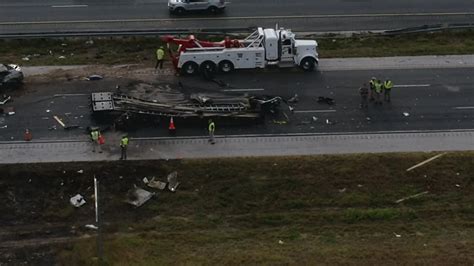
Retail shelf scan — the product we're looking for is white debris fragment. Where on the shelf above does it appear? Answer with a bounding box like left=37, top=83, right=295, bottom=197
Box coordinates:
left=143, top=177, right=149, bottom=184
left=338, top=188, right=346, bottom=193
left=147, top=177, right=167, bottom=190
left=278, top=240, right=284, bottom=244
left=126, top=186, right=155, bottom=207
left=312, top=116, right=318, bottom=122
left=22, top=57, right=30, bottom=61
left=58, top=56, right=66, bottom=59
left=403, top=112, right=410, bottom=117
left=167, top=171, right=179, bottom=192
left=70, top=194, right=86, bottom=207
left=393, top=232, right=402, bottom=238
left=46, top=109, right=51, bottom=113
left=85, top=224, right=98, bottom=230
left=77, top=169, right=84, bottom=174
left=455, top=184, right=461, bottom=187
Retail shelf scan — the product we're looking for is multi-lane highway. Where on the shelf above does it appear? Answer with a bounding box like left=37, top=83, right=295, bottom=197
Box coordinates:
left=2, top=60, right=473, bottom=142
left=1, top=0, right=474, bottom=34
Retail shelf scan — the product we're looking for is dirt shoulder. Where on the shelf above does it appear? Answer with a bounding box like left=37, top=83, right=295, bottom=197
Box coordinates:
left=1, top=153, right=473, bottom=264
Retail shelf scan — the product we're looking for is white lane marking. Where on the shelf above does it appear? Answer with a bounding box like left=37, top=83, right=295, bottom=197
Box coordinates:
left=221, top=88, right=264, bottom=92
left=393, top=84, right=431, bottom=88
left=294, top=110, right=336, bottom=113
left=3, top=12, right=474, bottom=25
left=53, top=93, right=88, bottom=97
left=51, top=5, right=88, bottom=8
left=454, top=106, right=474, bottom=110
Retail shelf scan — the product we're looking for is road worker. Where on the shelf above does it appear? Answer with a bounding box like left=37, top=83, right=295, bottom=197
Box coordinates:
left=208, top=119, right=215, bottom=144
left=369, top=77, right=376, bottom=101
left=120, top=134, right=129, bottom=160
left=384, top=79, right=394, bottom=102
left=90, top=128, right=102, bottom=153
left=374, top=79, right=383, bottom=104
left=359, top=83, right=369, bottom=109
left=155, top=46, right=165, bottom=70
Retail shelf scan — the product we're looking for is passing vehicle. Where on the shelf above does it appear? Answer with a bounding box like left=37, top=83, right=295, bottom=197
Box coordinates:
left=0, top=64, right=24, bottom=89
left=161, top=27, right=319, bottom=75
left=168, top=0, right=226, bottom=15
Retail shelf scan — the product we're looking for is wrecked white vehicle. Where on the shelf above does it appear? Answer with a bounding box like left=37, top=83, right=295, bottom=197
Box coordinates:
left=0, top=64, right=24, bottom=89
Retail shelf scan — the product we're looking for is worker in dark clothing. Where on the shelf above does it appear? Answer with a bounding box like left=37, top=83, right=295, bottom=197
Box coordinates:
left=155, top=46, right=165, bottom=70
left=359, top=83, right=369, bottom=109
left=384, top=79, right=394, bottom=102
left=369, top=77, right=376, bottom=101
left=120, top=135, right=129, bottom=160
left=208, top=119, right=215, bottom=144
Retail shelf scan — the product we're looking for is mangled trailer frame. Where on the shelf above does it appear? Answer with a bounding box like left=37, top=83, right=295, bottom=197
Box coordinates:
left=91, top=92, right=281, bottom=126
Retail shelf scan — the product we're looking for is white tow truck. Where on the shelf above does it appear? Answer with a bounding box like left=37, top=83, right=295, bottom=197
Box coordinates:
left=161, top=27, right=319, bottom=75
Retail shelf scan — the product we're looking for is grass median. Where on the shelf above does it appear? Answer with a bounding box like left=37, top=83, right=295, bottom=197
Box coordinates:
left=1, top=30, right=474, bottom=66
left=1, top=152, right=473, bottom=264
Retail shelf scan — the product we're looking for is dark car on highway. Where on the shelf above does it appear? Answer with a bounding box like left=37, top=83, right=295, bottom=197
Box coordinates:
left=0, top=64, right=24, bottom=89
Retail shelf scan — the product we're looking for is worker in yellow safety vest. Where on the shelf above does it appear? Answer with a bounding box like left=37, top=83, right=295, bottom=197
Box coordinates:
left=155, top=46, right=165, bottom=69
left=120, top=135, right=129, bottom=160
left=374, top=80, right=383, bottom=105
left=383, top=79, right=394, bottom=102
left=90, top=128, right=102, bottom=153
left=208, top=119, right=215, bottom=145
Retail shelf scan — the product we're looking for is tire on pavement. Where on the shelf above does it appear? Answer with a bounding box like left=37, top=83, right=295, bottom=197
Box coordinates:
left=181, top=61, right=199, bottom=75
left=300, top=57, right=317, bottom=72
left=218, top=60, right=234, bottom=74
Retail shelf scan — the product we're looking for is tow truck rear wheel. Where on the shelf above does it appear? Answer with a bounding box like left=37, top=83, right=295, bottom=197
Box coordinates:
left=218, top=60, right=234, bottom=74
left=300, top=57, right=316, bottom=72
left=181, top=61, right=199, bottom=75
left=200, top=61, right=217, bottom=79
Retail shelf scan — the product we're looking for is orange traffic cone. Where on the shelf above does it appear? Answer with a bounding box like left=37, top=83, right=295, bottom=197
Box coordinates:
left=24, top=128, right=32, bottom=141
left=168, top=117, right=176, bottom=135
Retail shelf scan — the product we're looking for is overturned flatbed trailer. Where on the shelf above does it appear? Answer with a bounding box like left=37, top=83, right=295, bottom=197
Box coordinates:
left=91, top=92, right=281, bottom=127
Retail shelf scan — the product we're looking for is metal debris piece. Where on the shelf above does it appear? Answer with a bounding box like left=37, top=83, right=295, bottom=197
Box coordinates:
left=58, top=56, right=66, bottom=59
left=147, top=177, right=167, bottom=190
left=0, top=95, right=11, bottom=105
left=143, top=177, right=149, bottom=184
left=406, top=153, right=446, bottom=172
left=287, top=94, right=299, bottom=103
left=167, top=171, right=179, bottom=192
left=317, top=96, right=335, bottom=105
left=393, top=232, right=402, bottom=238
left=126, top=185, right=155, bottom=207
left=0, top=125, right=8, bottom=129
left=77, top=169, right=84, bottom=174
left=312, top=116, right=318, bottom=122
left=395, top=191, right=429, bottom=203
left=288, top=105, right=294, bottom=112
left=70, top=194, right=86, bottom=207
left=403, top=112, right=410, bottom=117
left=278, top=240, right=284, bottom=244
left=86, top=75, right=103, bottom=81
left=85, top=224, right=98, bottom=230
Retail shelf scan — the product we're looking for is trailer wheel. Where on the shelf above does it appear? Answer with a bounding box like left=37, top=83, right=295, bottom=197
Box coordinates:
left=218, top=60, right=234, bottom=74
left=174, top=7, right=185, bottom=15
left=300, top=57, right=316, bottom=72
left=181, top=62, right=199, bottom=75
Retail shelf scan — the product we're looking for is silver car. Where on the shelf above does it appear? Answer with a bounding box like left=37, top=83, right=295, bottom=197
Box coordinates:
left=168, top=0, right=226, bottom=15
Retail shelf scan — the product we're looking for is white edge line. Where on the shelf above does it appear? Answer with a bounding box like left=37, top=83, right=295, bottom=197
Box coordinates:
left=51, top=5, right=88, bottom=8
left=454, top=106, right=474, bottom=110
left=221, top=89, right=264, bottom=92
left=294, top=110, right=336, bottom=113
left=393, top=84, right=431, bottom=88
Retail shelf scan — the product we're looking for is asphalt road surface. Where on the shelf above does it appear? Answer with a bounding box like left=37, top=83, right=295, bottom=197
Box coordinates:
left=1, top=66, right=473, bottom=142
left=1, top=0, right=474, bottom=33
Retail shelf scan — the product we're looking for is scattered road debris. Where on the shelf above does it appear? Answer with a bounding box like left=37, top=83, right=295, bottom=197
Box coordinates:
left=0, top=95, right=11, bottom=105
left=46, top=109, right=51, bottom=113
left=338, top=188, right=346, bottom=193
left=317, top=96, right=335, bottom=105
left=287, top=94, right=299, bottom=103
left=126, top=185, right=154, bottom=207
left=278, top=240, right=284, bottom=245
left=85, top=224, right=98, bottom=230
left=70, top=194, right=86, bottom=208
left=77, top=170, right=84, bottom=174
left=86, top=75, right=104, bottom=81
left=393, top=232, right=402, bottom=238
left=167, top=171, right=179, bottom=192
left=406, top=153, right=447, bottom=172
left=312, top=116, right=318, bottom=122
left=455, top=184, right=461, bottom=188
left=53, top=115, right=79, bottom=130
left=395, top=191, right=429, bottom=203
left=58, top=56, right=66, bottom=59
left=147, top=177, right=167, bottom=190
left=403, top=112, right=410, bottom=117
left=143, top=177, right=149, bottom=184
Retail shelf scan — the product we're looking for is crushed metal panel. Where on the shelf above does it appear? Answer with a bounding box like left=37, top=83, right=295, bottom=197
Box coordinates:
left=147, top=177, right=167, bottom=190
left=70, top=194, right=86, bottom=207
left=126, top=186, right=154, bottom=207
left=92, top=101, right=114, bottom=111
left=167, top=171, right=179, bottom=192
left=92, top=92, right=113, bottom=101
